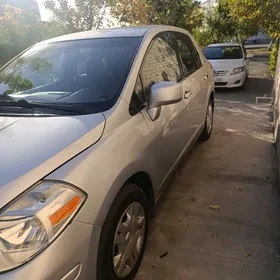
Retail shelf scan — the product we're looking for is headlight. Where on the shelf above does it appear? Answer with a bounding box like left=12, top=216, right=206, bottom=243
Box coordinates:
left=230, top=66, right=245, bottom=75
left=0, top=181, right=86, bottom=272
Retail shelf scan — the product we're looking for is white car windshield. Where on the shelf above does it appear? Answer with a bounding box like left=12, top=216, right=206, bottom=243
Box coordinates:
left=204, top=46, right=243, bottom=60
left=0, top=37, right=141, bottom=115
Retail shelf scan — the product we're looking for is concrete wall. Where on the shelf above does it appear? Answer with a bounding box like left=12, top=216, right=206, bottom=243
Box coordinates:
left=273, top=46, right=280, bottom=177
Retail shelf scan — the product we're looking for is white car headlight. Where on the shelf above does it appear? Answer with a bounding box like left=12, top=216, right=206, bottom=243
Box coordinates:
left=230, top=66, right=245, bottom=75
left=0, top=181, right=86, bottom=272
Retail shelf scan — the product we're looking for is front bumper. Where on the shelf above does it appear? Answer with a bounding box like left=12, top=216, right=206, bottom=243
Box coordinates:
left=0, top=221, right=101, bottom=280
left=214, top=71, right=246, bottom=88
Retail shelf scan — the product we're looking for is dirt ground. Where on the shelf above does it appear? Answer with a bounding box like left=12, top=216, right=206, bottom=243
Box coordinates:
left=136, top=55, right=280, bottom=280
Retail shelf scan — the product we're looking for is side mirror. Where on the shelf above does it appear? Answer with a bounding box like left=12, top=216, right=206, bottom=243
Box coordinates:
left=147, top=81, right=183, bottom=121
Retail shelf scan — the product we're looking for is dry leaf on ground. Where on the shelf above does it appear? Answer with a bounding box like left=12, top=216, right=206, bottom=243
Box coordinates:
left=235, top=186, right=244, bottom=191
left=210, top=205, right=220, bottom=210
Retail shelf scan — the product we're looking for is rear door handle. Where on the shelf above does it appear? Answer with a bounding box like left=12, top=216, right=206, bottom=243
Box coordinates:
left=184, top=90, right=192, bottom=99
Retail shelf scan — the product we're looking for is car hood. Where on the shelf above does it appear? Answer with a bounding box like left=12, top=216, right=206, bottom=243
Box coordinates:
left=208, top=59, right=244, bottom=71
left=0, top=113, right=105, bottom=207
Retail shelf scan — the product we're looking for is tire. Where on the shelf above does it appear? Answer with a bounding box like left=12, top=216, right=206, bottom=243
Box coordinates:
left=97, top=184, right=149, bottom=280
left=200, top=98, right=214, bottom=141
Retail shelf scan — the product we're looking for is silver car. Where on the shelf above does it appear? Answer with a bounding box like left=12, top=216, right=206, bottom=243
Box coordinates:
left=0, top=26, right=214, bottom=280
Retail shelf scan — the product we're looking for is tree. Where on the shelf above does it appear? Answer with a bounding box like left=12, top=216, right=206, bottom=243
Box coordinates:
left=109, top=0, right=204, bottom=32
left=223, top=0, right=279, bottom=76
left=3, top=75, right=33, bottom=95
left=192, top=27, right=214, bottom=48
left=0, top=3, right=68, bottom=67
left=0, top=0, right=40, bottom=18
left=44, top=0, right=107, bottom=32
left=149, top=0, right=204, bottom=31
left=38, top=21, right=69, bottom=41
left=193, top=0, right=258, bottom=48
left=0, top=5, right=31, bottom=65
left=109, top=0, right=152, bottom=26
left=224, top=0, right=280, bottom=39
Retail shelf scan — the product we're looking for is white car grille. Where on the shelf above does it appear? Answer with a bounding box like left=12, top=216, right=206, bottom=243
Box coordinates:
left=214, top=70, right=228, bottom=76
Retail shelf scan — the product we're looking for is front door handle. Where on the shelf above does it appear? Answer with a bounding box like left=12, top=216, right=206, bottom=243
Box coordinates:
left=204, top=75, right=208, bottom=80
left=184, top=90, right=192, bottom=99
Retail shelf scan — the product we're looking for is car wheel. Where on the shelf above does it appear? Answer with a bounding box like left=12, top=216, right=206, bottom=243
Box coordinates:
left=97, top=184, right=149, bottom=280
left=200, top=98, right=214, bottom=141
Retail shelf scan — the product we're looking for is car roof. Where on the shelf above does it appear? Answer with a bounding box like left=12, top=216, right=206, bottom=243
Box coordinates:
left=207, top=43, right=242, bottom=47
left=39, top=26, right=175, bottom=44
left=38, top=25, right=192, bottom=45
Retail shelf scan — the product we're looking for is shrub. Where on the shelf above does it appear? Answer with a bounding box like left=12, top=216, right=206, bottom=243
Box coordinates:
left=269, top=39, right=279, bottom=78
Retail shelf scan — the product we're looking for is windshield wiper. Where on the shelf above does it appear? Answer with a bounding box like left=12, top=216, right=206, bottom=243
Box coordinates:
left=0, top=100, right=90, bottom=115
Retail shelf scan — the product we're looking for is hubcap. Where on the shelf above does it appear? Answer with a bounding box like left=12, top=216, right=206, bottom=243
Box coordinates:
left=113, top=202, right=145, bottom=278
left=206, top=103, right=213, bottom=133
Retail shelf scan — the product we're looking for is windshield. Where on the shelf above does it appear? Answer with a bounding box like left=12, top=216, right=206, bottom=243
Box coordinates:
left=0, top=37, right=141, bottom=114
left=203, top=46, right=243, bottom=60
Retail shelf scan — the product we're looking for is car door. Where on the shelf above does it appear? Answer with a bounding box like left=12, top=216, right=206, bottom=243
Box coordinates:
left=130, top=33, right=193, bottom=192
left=173, top=32, right=209, bottom=133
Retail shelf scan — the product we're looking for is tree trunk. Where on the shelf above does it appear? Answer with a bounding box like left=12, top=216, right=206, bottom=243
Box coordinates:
left=268, top=39, right=275, bottom=51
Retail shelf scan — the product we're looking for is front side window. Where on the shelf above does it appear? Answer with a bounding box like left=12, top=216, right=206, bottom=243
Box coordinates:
left=203, top=46, right=243, bottom=60
left=140, top=35, right=181, bottom=101
left=0, top=37, right=141, bottom=115
left=174, top=33, right=202, bottom=76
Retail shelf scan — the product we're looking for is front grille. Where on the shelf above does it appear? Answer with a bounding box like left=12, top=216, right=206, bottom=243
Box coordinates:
left=214, top=70, right=228, bottom=76
left=215, top=82, right=228, bottom=86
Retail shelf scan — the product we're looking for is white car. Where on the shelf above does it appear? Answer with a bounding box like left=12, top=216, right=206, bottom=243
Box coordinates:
left=203, top=43, right=252, bottom=89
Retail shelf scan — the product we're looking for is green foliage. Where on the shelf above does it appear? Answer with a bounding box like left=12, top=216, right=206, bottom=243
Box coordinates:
left=0, top=0, right=40, bottom=18
left=0, top=5, right=32, bottom=65
left=269, top=40, right=279, bottom=77
left=216, top=1, right=258, bottom=43
left=26, top=56, right=52, bottom=73
left=38, top=21, right=69, bottom=41
left=44, top=0, right=107, bottom=32
left=192, top=28, right=214, bottom=48
left=224, top=0, right=280, bottom=39
left=149, top=0, right=204, bottom=31
left=109, top=0, right=204, bottom=32
left=109, top=0, right=153, bottom=26
left=3, top=74, right=33, bottom=95
left=0, top=3, right=68, bottom=68
left=193, top=1, right=258, bottom=48
left=222, top=0, right=280, bottom=77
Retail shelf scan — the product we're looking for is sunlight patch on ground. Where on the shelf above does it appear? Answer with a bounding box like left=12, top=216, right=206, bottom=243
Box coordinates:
left=225, top=127, right=273, bottom=142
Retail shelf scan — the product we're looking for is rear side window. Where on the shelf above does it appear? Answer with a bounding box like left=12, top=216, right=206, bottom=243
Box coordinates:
left=140, top=34, right=182, bottom=101
left=173, top=32, right=202, bottom=77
